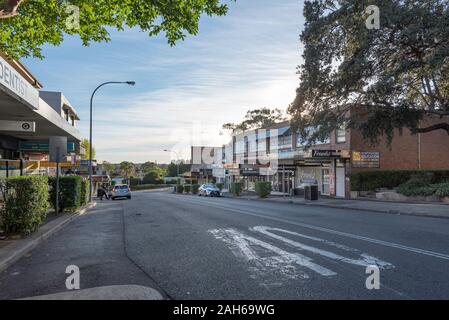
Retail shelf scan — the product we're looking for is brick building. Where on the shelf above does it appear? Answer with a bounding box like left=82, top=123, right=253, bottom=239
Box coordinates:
left=218, top=115, right=449, bottom=198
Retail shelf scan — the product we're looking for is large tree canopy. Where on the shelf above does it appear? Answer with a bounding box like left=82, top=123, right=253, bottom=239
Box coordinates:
left=289, top=0, right=449, bottom=146
left=0, top=0, right=232, bottom=59
left=223, top=108, right=286, bottom=134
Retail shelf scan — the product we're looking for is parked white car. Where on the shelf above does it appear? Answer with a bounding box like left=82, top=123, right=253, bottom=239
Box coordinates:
left=198, top=184, right=221, bottom=197
left=110, top=184, right=132, bottom=200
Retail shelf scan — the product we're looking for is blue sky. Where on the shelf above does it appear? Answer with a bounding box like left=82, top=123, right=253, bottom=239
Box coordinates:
left=23, top=0, right=305, bottom=163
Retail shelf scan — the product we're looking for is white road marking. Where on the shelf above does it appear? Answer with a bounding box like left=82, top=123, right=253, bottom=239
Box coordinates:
left=251, top=226, right=394, bottom=269
left=209, top=228, right=336, bottom=283
left=176, top=196, right=449, bottom=261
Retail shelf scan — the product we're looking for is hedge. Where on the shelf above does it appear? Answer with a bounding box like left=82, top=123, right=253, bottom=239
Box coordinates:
left=80, top=179, right=90, bottom=206
left=216, top=183, right=224, bottom=191
left=183, top=185, right=191, bottom=193
left=397, top=181, right=449, bottom=198
left=176, top=184, right=184, bottom=194
left=129, top=178, right=141, bottom=186
left=132, top=184, right=174, bottom=191
left=0, top=176, right=50, bottom=236
left=192, top=184, right=200, bottom=194
left=255, top=182, right=272, bottom=198
left=230, top=182, right=243, bottom=196
left=49, top=176, right=82, bottom=213
left=350, top=170, right=449, bottom=191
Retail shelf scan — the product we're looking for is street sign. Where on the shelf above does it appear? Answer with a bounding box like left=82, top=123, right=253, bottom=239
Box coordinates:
left=0, top=120, right=35, bottom=132
left=49, top=136, right=67, bottom=162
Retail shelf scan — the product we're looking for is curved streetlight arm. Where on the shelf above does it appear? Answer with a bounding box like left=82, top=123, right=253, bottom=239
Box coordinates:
left=89, top=81, right=135, bottom=202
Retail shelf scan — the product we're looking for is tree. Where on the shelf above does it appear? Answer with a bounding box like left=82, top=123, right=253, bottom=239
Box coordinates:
left=140, top=161, right=157, bottom=174
left=166, top=160, right=191, bottom=177
left=119, top=161, right=134, bottom=179
left=222, top=108, right=286, bottom=134
left=0, top=0, right=233, bottom=59
left=81, top=139, right=95, bottom=160
left=142, top=167, right=166, bottom=184
left=289, top=0, right=449, bottom=146
left=102, top=161, right=116, bottom=176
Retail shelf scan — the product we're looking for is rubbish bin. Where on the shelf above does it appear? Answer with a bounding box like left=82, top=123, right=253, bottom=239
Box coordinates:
left=305, top=185, right=319, bottom=200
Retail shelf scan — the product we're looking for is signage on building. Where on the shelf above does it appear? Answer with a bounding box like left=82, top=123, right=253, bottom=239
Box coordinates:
left=0, top=55, right=39, bottom=110
left=352, top=151, right=380, bottom=168
left=311, top=149, right=341, bottom=158
left=0, top=120, right=35, bottom=132
left=19, top=141, right=75, bottom=153
left=80, top=159, right=97, bottom=167
left=49, top=136, right=67, bottom=162
left=240, top=164, right=260, bottom=176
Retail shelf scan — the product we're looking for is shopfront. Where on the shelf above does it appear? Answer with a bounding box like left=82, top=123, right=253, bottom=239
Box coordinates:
left=297, top=149, right=350, bottom=198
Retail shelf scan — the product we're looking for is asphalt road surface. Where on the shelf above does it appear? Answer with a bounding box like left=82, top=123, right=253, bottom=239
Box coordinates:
left=1, top=190, right=449, bottom=299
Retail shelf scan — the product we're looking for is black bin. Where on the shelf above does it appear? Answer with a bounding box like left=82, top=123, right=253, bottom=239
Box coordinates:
left=304, top=185, right=319, bottom=200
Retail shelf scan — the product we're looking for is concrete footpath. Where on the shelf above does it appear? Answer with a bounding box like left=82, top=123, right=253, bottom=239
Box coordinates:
left=0, top=202, right=97, bottom=274
left=223, top=192, right=449, bottom=219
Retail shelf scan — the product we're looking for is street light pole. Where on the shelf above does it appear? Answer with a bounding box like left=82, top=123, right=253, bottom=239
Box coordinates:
left=89, top=81, right=135, bottom=202
left=164, top=149, right=180, bottom=179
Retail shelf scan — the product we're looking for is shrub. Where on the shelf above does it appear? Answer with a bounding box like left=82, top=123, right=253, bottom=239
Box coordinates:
left=49, top=176, right=82, bottom=213
left=176, top=184, right=184, bottom=194
left=0, top=176, right=50, bottom=236
left=132, top=184, right=173, bottom=191
left=216, top=183, right=224, bottom=191
left=255, top=182, right=272, bottom=198
left=435, top=183, right=449, bottom=198
left=80, top=179, right=90, bottom=206
left=350, top=170, right=449, bottom=191
left=230, top=182, right=243, bottom=196
left=184, top=185, right=191, bottom=193
left=129, top=178, right=141, bottom=186
left=191, top=184, right=200, bottom=194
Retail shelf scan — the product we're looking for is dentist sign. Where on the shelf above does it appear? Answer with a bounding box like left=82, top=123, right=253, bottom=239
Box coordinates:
left=0, top=55, right=39, bottom=110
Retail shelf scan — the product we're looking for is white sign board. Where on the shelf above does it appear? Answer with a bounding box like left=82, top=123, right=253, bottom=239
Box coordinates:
left=0, top=56, right=39, bottom=110
left=0, top=120, right=36, bottom=132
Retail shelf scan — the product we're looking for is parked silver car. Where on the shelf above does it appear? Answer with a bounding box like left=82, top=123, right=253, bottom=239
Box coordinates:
left=110, top=184, right=132, bottom=200
left=198, top=184, right=221, bottom=197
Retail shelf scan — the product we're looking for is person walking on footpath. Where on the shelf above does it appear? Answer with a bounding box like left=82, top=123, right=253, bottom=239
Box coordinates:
left=98, top=185, right=109, bottom=201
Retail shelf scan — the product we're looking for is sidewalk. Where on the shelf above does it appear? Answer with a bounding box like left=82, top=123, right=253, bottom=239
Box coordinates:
left=222, top=192, right=449, bottom=219
left=0, top=202, right=96, bottom=273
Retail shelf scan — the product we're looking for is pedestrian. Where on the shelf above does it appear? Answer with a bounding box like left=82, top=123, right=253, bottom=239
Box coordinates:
left=99, top=185, right=109, bottom=201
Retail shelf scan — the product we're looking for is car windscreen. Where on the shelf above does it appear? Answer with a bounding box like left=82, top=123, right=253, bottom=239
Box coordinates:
left=114, top=185, right=129, bottom=190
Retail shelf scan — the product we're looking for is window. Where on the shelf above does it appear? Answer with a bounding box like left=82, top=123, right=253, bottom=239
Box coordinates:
left=297, top=128, right=330, bottom=146
left=336, top=125, right=346, bottom=143
left=247, top=135, right=257, bottom=152
left=279, top=135, right=292, bottom=149
left=235, top=140, right=245, bottom=154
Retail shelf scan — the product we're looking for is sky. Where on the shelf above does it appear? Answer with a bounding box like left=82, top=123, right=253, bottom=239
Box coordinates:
left=23, top=0, right=305, bottom=164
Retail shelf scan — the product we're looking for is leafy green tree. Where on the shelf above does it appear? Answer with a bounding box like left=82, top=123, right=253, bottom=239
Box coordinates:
left=289, top=0, right=449, bottom=146
left=223, top=108, right=286, bottom=134
left=0, top=0, right=234, bottom=59
left=142, top=167, right=165, bottom=184
left=80, top=139, right=95, bottom=160
left=166, top=160, right=191, bottom=177
left=102, top=161, right=116, bottom=176
left=140, top=161, right=157, bottom=174
left=119, top=161, right=134, bottom=179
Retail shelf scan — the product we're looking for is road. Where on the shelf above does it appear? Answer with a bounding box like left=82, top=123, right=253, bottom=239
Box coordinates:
left=1, top=190, right=449, bottom=299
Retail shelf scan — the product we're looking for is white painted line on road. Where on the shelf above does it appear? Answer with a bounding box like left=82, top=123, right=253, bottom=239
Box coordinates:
left=251, top=226, right=394, bottom=269
left=209, top=228, right=336, bottom=286
left=175, top=196, right=449, bottom=261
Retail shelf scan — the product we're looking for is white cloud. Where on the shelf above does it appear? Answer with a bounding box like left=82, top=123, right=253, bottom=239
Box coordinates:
left=25, top=0, right=304, bottom=163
